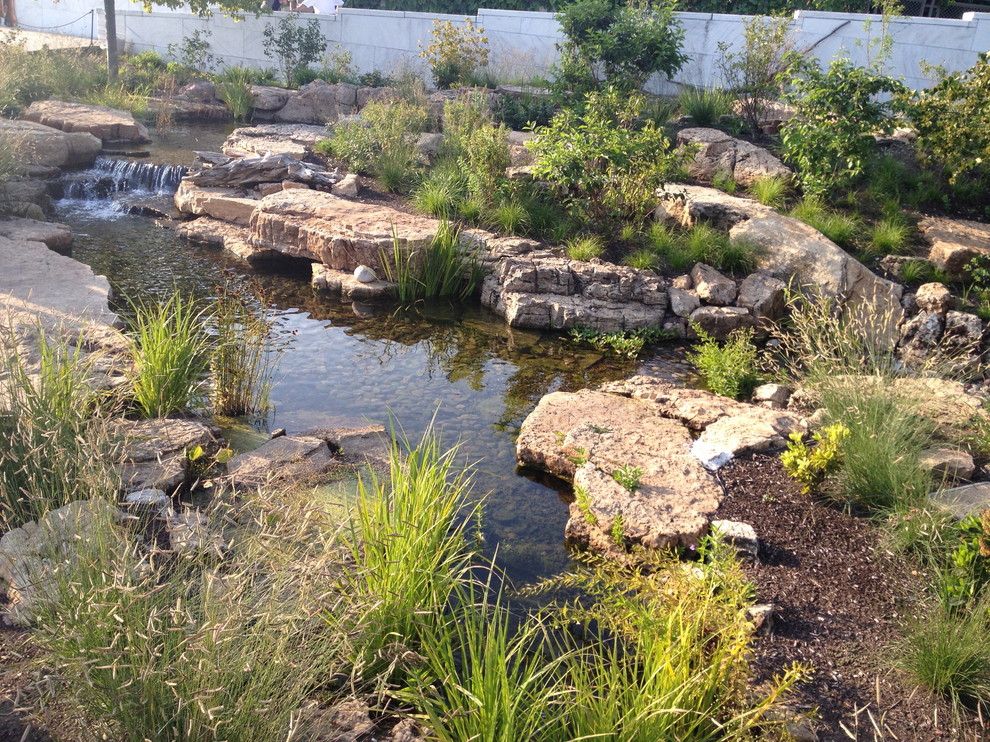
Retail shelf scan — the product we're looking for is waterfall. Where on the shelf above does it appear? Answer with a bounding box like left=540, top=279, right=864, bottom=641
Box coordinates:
left=60, top=157, right=188, bottom=200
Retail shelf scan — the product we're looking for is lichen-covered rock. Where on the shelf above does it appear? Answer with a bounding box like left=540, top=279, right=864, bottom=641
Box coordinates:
left=669, top=287, right=700, bottom=317
left=517, top=389, right=723, bottom=555
left=738, top=271, right=786, bottom=321
left=915, top=282, right=955, bottom=314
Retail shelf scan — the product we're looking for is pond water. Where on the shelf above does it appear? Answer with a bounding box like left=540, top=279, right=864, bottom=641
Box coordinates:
left=56, top=124, right=697, bottom=584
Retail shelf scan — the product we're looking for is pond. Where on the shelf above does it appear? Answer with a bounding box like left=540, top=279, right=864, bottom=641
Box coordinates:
left=56, top=124, right=697, bottom=584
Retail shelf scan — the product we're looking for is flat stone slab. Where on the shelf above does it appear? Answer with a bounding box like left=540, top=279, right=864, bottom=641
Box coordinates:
left=931, top=482, right=990, bottom=520
left=22, top=100, right=151, bottom=144
left=656, top=184, right=774, bottom=230
left=0, top=234, right=118, bottom=331
left=175, top=217, right=280, bottom=263
left=920, top=216, right=990, bottom=279
left=0, top=216, right=73, bottom=253
left=311, top=265, right=396, bottom=300
left=517, top=389, right=723, bottom=555
left=222, top=124, right=330, bottom=159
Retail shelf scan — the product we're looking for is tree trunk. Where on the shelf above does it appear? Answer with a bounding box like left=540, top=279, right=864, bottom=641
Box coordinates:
left=104, top=0, right=118, bottom=81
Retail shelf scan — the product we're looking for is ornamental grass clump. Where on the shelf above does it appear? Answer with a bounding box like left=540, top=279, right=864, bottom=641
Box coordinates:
left=384, top=221, right=485, bottom=304
left=0, top=323, right=121, bottom=529
left=127, top=292, right=211, bottom=418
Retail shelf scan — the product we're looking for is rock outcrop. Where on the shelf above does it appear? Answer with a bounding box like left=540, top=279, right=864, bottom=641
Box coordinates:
left=114, top=418, right=222, bottom=494
left=22, top=100, right=151, bottom=144
left=481, top=257, right=668, bottom=333
left=921, top=216, right=990, bottom=279
left=223, top=123, right=332, bottom=159
left=677, top=127, right=792, bottom=186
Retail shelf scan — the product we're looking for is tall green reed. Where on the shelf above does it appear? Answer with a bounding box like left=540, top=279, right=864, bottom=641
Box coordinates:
left=383, top=221, right=485, bottom=304
left=127, top=293, right=211, bottom=418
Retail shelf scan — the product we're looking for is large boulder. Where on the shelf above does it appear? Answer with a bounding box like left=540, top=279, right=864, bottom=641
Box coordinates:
left=22, top=100, right=151, bottom=144
left=921, top=216, right=990, bottom=279
left=0, top=119, right=101, bottom=169
left=481, top=256, right=668, bottom=333
left=174, top=184, right=258, bottom=225
left=273, top=80, right=341, bottom=125
left=729, top=213, right=903, bottom=342
left=676, top=127, right=792, bottom=186
left=0, top=216, right=73, bottom=253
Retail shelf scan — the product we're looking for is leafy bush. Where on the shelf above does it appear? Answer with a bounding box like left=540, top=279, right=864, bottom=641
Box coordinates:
left=938, top=510, right=990, bottom=612
left=568, top=324, right=672, bottom=358
left=318, top=45, right=357, bottom=83
left=493, top=91, right=556, bottom=130
left=781, top=57, right=905, bottom=198
left=551, top=0, right=687, bottom=102
left=441, top=91, right=493, bottom=161
left=322, top=100, right=431, bottom=189
left=528, top=88, right=686, bottom=225
left=780, top=423, right=850, bottom=494
left=166, top=28, right=216, bottom=74
left=419, top=18, right=490, bottom=89
left=262, top=15, right=329, bottom=87
left=904, top=54, right=990, bottom=210
left=688, top=326, right=761, bottom=400
left=715, top=14, right=796, bottom=134
left=463, top=122, right=511, bottom=196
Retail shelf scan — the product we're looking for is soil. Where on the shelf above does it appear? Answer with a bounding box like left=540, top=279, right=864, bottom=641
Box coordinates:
left=717, top=452, right=986, bottom=742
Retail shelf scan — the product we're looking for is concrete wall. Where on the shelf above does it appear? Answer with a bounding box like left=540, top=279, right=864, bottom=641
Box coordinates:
left=12, top=1, right=990, bottom=92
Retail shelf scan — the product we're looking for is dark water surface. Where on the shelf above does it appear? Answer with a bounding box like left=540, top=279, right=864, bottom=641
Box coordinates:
left=56, top=125, right=696, bottom=584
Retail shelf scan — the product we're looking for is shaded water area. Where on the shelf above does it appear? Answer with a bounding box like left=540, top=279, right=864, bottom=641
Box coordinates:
left=56, top=125, right=697, bottom=584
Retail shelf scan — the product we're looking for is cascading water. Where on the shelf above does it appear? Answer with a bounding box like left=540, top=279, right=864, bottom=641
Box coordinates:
left=57, top=156, right=188, bottom=218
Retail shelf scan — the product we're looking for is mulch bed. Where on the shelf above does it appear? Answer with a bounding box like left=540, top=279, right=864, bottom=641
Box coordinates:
left=717, top=452, right=985, bottom=742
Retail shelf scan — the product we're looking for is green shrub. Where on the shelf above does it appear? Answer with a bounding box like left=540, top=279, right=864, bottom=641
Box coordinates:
left=780, top=423, right=850, bottom=494
left=262, top=15, right=329, bottom=87
left=749, top=174, right=789, bottom=209
left=529, top=88, right=686, bottom=226
left=493, top=91, right=556, bottom=130
left=904, top=54, right=990, bottom=209
left=568, top=324, right=672, bottom=358
left=781, top=57, right=905, bottom=198
left=899, top=259, right=938, bottom=286
left=166, top=28, right=216, bottom=75
left=678, top=87, right=734, bottom=127
left=938, top=510, right=990, bottom=612
left=490, top=196, right=530, bottom=235
left=419, top=18, right=490, bottom=89
left=127, top=293, right=211, bottom=419
left=324, top=100, right=430, bottom=187
left=441, top=91, right=493, bottom=161
left=623, top=248, right=660, bottom=271
left=413, top=166, right=468, bottom=218
left=688, top=326, right=761, bottom=400
left=683, top=223, right=756, bottom=274
left=214, top=66, right=254, bottom=122
left=318, top=45, right=357, bottom=84
left=648, top=223, right=693, bottom=271
left=463, top=122, right=511, bottom=197
left=715, top=14, right=796, bottom=134
left=550, top=0, right=688, bottom=101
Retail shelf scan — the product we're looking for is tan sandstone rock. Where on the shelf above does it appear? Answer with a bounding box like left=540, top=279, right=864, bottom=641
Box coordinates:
left=23, top=100, right=151, bottom=144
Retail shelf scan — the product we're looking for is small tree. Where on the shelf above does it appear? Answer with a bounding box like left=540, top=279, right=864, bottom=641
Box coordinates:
left=418, top=18, right=490, bottom=89
left=263, top=14, right=330, bottom=87
left=551, top=0, right=687, bottom=102
left=715, top=14, right=796, bottom=134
